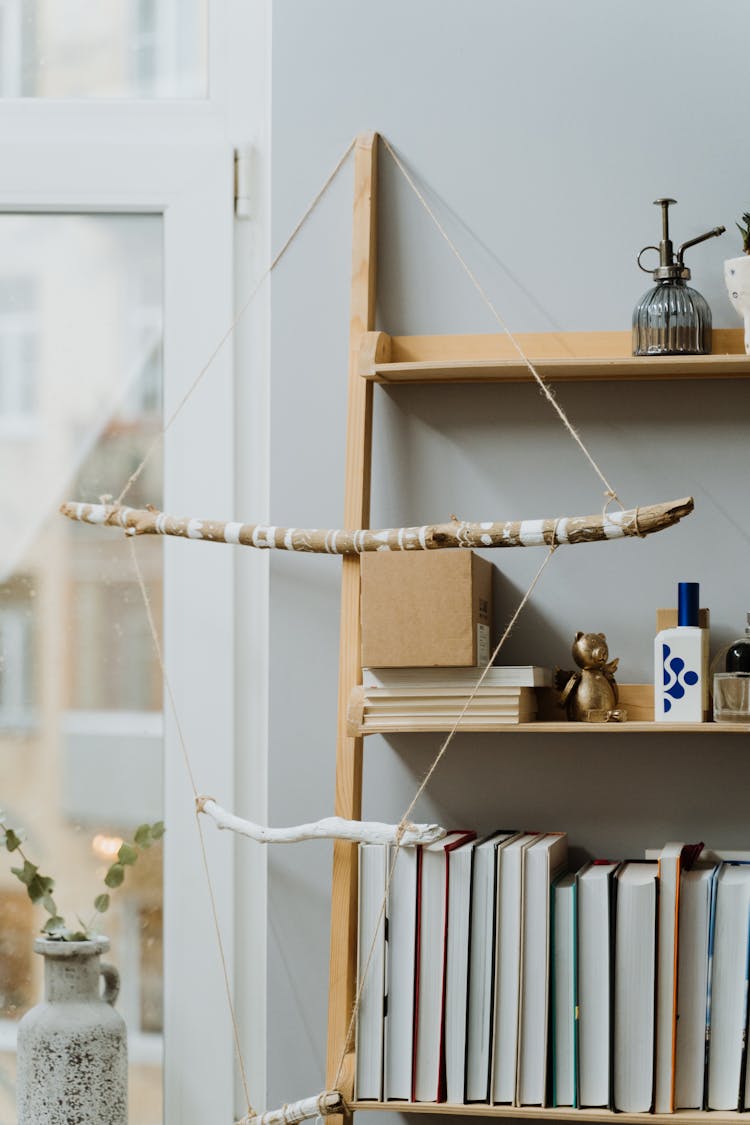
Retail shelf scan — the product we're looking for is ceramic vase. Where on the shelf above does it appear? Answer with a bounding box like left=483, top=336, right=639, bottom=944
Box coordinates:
left=724, top=255, right=750, bottom=354
left=17, top=937, right=127, bottom=1125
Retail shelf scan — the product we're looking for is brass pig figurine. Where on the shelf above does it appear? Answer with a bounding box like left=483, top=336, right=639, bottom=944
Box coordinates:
left=555, top=631, right=620, bottom=722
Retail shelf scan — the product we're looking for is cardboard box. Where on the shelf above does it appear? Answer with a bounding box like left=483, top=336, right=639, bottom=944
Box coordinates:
left=360, top=550, right=492, bottom=668
left=656, top=608, right=709, bottom=631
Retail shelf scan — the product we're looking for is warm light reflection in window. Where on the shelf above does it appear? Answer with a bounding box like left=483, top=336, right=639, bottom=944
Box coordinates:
left=91, top=833, right=125, bottom=862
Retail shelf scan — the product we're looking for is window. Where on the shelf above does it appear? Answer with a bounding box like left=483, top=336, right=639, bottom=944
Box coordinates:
left=0, top=587, right=35, bottom=731
left=1, top=0, right=207, bottom=99
left=0, top=149, right=238, bottom=1125
left=0, top=278, right=38, bottom=436
left=0, top=5, right=269, bottom=1120
left=0, top=1, right=23, bottom=96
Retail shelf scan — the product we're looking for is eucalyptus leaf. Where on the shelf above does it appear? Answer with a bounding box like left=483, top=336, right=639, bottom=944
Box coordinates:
left=94, top=893, right=110, bottom=914
left=150, top=821, right=165, bottom=840
left=11, top=860, right=37, bottom=887
left=5, top=829, right=23, bottom=852
left=42, top=916, right=67, bottom=935
left=104, top=863, right=125, bottom=888
left=117, top=843, right=138, bottom=866
left=27, top=875, right=50, bottom=903
left=41, top=895, right=57, bottom=916
left=134, top=824, right=152, bottom=848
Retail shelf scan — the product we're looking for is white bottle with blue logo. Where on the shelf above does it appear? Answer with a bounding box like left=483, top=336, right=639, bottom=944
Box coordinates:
left=654, top=582, right=707, bottom=722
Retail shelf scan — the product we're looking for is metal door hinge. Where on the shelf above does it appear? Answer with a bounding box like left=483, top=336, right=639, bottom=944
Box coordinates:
left=234, top=146, right=252, bottom=219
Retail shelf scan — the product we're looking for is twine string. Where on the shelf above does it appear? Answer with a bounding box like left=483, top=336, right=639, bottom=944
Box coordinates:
left=380, top=136, right=623, bottom=509
left=116, top=137, right=357, bottom=506
left=106, top=132, right=635, bottom=1115
left=129, top=539, right=255, bottom=1118
left=332, top=544, right=558, bottom=1091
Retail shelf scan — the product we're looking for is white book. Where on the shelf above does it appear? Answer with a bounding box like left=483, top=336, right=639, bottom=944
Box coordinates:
left=364, top=700, right=531, bottom=714
left=490, top=832, right=540, bottom=1104
left=465, top=831, right=519, bottom=1102
left=355, top=843, right=388, bottom=1100
left=706, top=862, right=750, bottom=1110
left=363, top=666, right=553, bottom=689
left=445, top=839, right=477, bottom=1103
left=517, top=832, right=568, bottom=1106
left=413, top=831, right=475, bottom=1103
left=675, top=863, right=719, bottom=1109
left=363, top=705, right=535, bottom=718
left=551, top=871, right=578, bottom=1108
left=654, top=842, right=684, bottom=1113
left=366, top=686, right=530, bottom=699
left=613, top=862, right=658, bottom=1113
left=383, top=844, right=418, bottom=1102
left=362, top=715, right=535, bottom=731
left=577, top=861, right=619, bottom=1108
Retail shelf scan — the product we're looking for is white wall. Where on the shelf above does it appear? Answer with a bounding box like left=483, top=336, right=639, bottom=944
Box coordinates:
left=268, top=0, right=750, bottom=1108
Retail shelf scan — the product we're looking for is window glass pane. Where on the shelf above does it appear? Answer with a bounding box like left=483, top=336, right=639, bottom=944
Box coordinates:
left=0, top=0, right=207, bottom=98
left=0, top=214, right=164, bottom=1125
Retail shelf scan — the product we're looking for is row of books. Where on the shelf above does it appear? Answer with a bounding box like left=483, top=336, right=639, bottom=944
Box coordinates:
left=355, top=832, right=750, bottom=1113
left=358, top=666, right=552, bottom=732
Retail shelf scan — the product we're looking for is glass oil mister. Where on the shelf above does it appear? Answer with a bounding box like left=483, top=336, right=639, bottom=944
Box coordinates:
left=633, top=198, right=725, bottom=356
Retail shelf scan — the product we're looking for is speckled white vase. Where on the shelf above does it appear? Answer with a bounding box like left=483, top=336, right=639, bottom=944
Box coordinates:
left=17, top=938, right=127, bottom=1125
left=724, top=255, right=750, bottom=353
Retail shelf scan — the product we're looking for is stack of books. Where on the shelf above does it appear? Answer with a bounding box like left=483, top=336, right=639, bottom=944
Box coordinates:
left=355, top=836, right=750, bottom=1113
left=357, top=666, right=553, bottom=732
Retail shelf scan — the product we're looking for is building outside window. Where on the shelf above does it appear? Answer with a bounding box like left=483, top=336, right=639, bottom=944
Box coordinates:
left=0, top=278, right=38, bottom=438
left=0, top=588, right=35, bottom=732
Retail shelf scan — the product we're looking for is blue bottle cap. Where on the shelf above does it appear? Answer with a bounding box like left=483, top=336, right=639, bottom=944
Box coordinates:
left=678, top=582, right=699, bottom=627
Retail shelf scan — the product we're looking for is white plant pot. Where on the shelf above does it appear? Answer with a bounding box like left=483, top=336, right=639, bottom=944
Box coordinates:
left=16, top=938, right=128, bottom=1125
left=724, top=255, right=750, bottom=354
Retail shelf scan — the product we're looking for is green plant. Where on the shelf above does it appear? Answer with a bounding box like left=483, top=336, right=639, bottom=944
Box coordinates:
left=0, top=815, right=164, bottom=940
left=737, top=211, right=750, bottom=254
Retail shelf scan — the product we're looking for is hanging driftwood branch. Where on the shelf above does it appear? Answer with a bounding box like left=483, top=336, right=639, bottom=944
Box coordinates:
left=238, top=1090, right=345, bottom=1125
left=197, top=798, right=445, bottom=846
left=60, top=496, right=693, bottom=552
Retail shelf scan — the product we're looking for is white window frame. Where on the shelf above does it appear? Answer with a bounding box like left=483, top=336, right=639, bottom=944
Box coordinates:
left=0, top=6, right=271, bottom=1120
left=0, top=140, right=248, bottom=1125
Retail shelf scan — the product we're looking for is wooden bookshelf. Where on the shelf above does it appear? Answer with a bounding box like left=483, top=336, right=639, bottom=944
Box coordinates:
left=327, top=135, right=748, bottom=1123
left=359, top=329, right=750, bottom=385
left=352, top=1103, right=747, bottom=1124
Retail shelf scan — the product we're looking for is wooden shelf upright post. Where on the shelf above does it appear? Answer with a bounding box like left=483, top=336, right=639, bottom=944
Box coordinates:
left=325, top=131, right=379, bottom=1117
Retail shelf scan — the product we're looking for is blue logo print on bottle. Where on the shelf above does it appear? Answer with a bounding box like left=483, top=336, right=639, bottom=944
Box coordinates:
left=662, top=643, right=699, bottom=712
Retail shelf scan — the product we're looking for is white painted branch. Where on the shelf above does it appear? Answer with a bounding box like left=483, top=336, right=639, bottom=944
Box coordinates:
left=239, top=1090, right=344, bottom=1125
left=197, top=798, right=445, bottom=847
left=60, top=496, right=694, bottom=552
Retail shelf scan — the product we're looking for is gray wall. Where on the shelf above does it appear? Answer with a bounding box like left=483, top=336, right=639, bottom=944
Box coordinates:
left=269, top=0, right=750, bottom=1109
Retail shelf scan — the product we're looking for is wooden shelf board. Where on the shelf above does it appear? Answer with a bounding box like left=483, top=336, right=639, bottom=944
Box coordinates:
left=359, top=329, right=750, bottom=385
left=352, top=1102, right=745, bottom=1123
left=359, top=721, right=750, bottom=734
left=369, top=354, right=750, bottom=385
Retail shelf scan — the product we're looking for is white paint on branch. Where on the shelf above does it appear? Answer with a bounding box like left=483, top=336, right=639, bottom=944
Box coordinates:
left=240, top=1090, right=344, bottom=1125
left=59, top=496, right=694, bottom=553
left=198, top=798, right=446, bottom=846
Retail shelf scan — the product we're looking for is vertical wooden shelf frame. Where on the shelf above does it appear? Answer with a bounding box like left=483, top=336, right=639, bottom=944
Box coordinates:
left=325, top=131, right=378, bottom=1117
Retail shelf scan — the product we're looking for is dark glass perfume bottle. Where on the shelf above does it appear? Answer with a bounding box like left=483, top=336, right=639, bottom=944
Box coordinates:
left=726, top=612, right=750, bottom=673
left=632, top=198, right=725, bottom=356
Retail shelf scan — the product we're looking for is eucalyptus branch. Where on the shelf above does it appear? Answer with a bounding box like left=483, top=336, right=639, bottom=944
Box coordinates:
left=0, top=813, right=164, bottom=941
